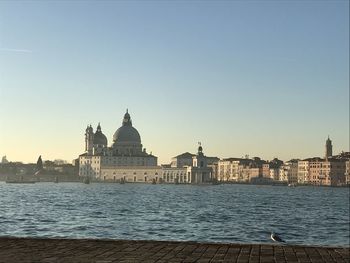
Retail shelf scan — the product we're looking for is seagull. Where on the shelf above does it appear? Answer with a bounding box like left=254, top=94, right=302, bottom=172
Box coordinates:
left=271, top=232, right=286, bottom=243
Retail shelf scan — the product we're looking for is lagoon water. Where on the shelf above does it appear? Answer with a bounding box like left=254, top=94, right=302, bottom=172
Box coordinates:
left=0, top=182, right=349, bottom=246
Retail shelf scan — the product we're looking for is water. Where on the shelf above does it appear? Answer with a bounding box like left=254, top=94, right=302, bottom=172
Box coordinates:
left=0, top=182, right=349, bottom=246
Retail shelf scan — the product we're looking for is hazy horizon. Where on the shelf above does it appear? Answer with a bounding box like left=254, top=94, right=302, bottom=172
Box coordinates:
left=0, top=1, right=349, bottom=164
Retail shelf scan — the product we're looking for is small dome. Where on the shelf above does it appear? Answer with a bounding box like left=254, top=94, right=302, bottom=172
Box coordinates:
left=93, top=123, right=107, bottom=146
left=94, top=132, right=107, bottom=145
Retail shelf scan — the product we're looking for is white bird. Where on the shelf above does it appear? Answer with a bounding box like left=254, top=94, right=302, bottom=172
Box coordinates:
left=271, top=232, right=285, bottom=243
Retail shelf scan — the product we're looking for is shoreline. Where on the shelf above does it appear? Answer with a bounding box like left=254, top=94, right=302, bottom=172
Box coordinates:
left=1, top=178, right=349, bottom=188
left=0, top=237, right=348, bottom=262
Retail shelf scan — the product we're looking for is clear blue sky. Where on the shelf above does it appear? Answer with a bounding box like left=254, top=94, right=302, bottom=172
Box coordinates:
left=0, top=1, right=349, bottom=164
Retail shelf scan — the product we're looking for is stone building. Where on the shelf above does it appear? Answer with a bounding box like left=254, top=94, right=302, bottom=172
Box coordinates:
left=298, top=157, right=346, bottom=186
left=217, top=158, right=244, bottom=181
left=79, top=110, right=159, bottom=181
left=79, top=110, right=213, bottom=184
left=269, top=158, right=283, bottom=181
left=170, top=152, right=195, bottom=168
left=297, top=138, right=348, bottom=186
left=298, top=159, right=310, bottom=184
left=345, top=160, right=350, bottom=185
left=217, top=157, right=270, bottom=182
left=279, top=159, right=298, bottom=183
left=162, top=144, right=213, bottom=184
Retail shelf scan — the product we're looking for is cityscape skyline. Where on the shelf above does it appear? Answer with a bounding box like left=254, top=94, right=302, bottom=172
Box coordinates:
left=1, top=111, right=348, bottom=165
left=0, top=1, right=349, bottom=164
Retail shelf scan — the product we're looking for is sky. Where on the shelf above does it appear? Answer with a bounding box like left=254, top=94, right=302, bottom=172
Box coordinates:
left=0, top=1, right=349, bottom=164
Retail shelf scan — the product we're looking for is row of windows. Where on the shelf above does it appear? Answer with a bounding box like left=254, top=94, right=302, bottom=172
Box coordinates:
left=111, top=171, right=159, bottom=176
left=102, top=176, right=190, bottom=183
left=163, top=175, right=187, bottom=182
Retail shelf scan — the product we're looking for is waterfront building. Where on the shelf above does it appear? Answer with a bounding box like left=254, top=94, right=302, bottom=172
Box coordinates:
left=308, top=157, right=325, bottom=185
left=217, top=158, right=246, bottom=181
left=207, top=161, right=219, bottom=180
left=79, top=110, right=159, bottom=180
left=321, top=158, right=346, bottom=186
left=162, top=144, right=213, bottom=184
left=79, top=110, right=213, bottom=184
left=241, top=166, right=259, bottom=182
left=161, top=166, right=187, bottom=183
left=296, top=138, right=348, bottom=186
left=171, top=152, right=194, bottom=168
left=268, top=158, right=283, bottom=181
left=101, top=166, right=162, bottom=183
left=298, top=156, right=346, bottom=186
left=345, top=160, right=350, bottom=185
left=297, top=159, right=310, bottom=184
left=278, top=165, right=288, bottom=182
left=261, top=163, right=270, bottom=178
left=206, top=157, right=220, bottom=166
left=217, top=157, right=270, bottom=182
left=279, top=159, right=298, bottom=183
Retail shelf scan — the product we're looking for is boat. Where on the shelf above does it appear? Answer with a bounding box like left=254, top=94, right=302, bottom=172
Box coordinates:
left=288, top=183, right=297, bottom=187
left=119, top=178, right=125, bottom=184
left=83, top=176, right=90, bottom=184
left=211, top=178, right=221, bottom=185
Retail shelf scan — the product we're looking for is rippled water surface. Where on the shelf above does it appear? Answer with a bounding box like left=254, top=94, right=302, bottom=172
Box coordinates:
left=0, top=182, right=349, bottom=246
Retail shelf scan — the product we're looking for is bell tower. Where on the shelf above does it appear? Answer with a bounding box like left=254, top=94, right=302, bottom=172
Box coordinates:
left=193, top=142, right=207, bottom=168
left=325, top=136, right=333, bottom=160
left=85, top=125, right=94, bottom=155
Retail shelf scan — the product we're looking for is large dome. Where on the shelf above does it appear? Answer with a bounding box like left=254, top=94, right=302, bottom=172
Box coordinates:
left=113, top=126, right=141, bottom=143
left=113, top=110, right=141, bottom=143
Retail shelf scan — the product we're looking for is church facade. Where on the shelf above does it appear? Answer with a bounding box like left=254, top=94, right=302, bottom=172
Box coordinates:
left=79, top=110, right=213, bottom=184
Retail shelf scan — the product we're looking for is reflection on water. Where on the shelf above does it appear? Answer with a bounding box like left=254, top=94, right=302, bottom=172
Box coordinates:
left=0, top=182, right=349, bottom=246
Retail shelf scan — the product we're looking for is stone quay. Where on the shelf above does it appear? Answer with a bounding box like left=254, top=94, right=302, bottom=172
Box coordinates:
left=0, top=237, right=349, bottom=263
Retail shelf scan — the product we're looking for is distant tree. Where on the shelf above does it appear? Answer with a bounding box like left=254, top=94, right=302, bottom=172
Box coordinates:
left=44, top=160, right=55, bottom=166
left=36, top=155, right=43, bottom=171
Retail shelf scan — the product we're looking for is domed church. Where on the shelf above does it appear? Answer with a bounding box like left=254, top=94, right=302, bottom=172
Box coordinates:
left=79, top=110, right=159, bottom=181
left=79, top=110, right=214, bottom=184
